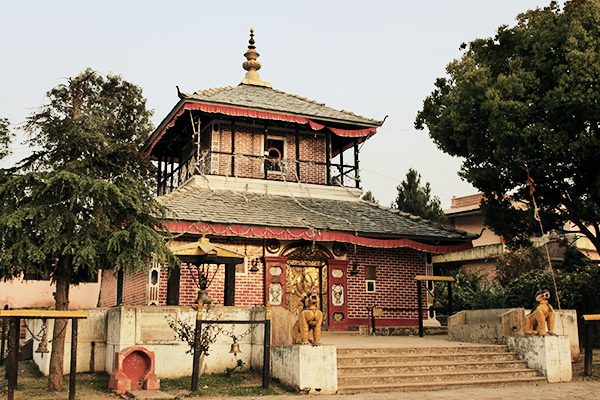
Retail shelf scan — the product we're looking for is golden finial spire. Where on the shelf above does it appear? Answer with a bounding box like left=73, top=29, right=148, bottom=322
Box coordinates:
left=241, top=28, right=271, bottom=87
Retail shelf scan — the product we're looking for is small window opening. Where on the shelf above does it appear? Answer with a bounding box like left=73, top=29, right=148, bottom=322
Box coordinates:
left=265, top=137, right=284, bottom=172
left=366, top=280, right=376, bottom=293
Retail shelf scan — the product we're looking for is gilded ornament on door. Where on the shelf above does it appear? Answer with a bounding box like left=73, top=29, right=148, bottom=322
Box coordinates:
left=285, top=244, right=329, bottom=326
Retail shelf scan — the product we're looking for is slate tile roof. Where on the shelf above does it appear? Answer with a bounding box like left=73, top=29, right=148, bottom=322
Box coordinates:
left=160, top=187, right=473, bottom=243
left=180, top=84, right=381, bottom=126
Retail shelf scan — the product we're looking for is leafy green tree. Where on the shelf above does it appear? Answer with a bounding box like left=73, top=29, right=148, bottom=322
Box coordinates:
left=0, top=70, right=178, bottom=390
left=415, top=0, right=600, bottom=253
left=434, top=269, right=505, bottom=312
left=504, top=253, right=600, bottom=315
left=495, top=245, right=546, bottom=287
left=391, top=168, right=446, bottom=222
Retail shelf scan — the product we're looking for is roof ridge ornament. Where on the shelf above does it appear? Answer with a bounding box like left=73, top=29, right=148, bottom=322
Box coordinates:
left=241, top=28, right=272, bottom=88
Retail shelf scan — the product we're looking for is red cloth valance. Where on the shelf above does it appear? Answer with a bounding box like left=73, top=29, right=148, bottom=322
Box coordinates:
left=162, top=221, right=473, bottom=255
left=146, top=102, right=378, bottom=154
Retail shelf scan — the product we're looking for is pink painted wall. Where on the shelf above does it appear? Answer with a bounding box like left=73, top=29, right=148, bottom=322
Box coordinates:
left=0, top=274, right=100, bottom=309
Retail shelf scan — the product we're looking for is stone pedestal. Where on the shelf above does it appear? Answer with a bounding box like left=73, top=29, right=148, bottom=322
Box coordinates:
left=270, top=345, right=337, bottom=394
left=109, top=346, right=160, bottom=394
left=506, top=335, right=572, bottom=382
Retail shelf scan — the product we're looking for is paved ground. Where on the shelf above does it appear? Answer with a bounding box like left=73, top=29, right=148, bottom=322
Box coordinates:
left=197, top=381, right=600, bottom=400
left=194, top=334, right=600, bottom=400
left=126, top=333, right=600, bottom=400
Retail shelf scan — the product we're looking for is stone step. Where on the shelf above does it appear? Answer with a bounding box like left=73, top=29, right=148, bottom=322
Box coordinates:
left=337, top=351, right=520, bottom=366
left=337, top=376, right=548, bottom=394
left=338, top=368, right=540, bottom=386
left=337, top=359, right=530, bottom=375
left=321, top=330, right=360, bottom=336
left=336, top=345, right=508, bottom=357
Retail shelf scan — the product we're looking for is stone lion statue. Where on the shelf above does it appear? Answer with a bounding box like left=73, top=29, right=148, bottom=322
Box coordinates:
left=523, top=289, right=556, bottom=335
left=292, top=291, right=323, bottom=345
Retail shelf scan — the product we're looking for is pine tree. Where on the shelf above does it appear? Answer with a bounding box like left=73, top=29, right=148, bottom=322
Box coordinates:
left=0, top=70, right=179, bottom=390
left=392, top=168, right=446, bottom=223
left=0, top=118, right=11, bottom=161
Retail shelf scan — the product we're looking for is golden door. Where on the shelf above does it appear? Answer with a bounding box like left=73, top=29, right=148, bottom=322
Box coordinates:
left=286, top=265, right=328, bottom=326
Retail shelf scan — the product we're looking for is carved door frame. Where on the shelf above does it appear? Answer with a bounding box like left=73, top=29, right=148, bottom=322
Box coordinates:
left=263, top=243, right=350, bottom=331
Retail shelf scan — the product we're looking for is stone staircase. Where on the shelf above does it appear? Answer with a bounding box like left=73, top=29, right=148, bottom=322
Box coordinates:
left=336, top=344, right=546, bottom=393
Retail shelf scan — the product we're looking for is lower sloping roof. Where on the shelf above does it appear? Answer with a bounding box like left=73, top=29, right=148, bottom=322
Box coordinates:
left=159, top=186, right=474, bottom=253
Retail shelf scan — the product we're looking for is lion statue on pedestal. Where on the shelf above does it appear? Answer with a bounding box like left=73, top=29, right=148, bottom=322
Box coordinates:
left=523, top=289, right=556, bottom=335
left=292, top=291, right=323, bottom=345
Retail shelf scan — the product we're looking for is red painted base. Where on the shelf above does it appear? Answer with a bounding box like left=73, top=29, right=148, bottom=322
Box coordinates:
left=109, top=346, right=160, bottom=394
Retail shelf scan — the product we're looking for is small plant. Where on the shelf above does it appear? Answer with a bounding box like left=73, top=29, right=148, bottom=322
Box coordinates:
left=166, top=304, right=222, bottom=356
left=225, top=359, right=245, bottom=376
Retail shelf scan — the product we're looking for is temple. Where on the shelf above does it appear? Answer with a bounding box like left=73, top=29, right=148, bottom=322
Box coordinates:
left=99, top=29, right=474, bottom=330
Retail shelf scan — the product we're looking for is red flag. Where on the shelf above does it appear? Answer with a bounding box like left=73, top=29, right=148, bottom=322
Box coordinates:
left=526, top=169, right=535, bottom=196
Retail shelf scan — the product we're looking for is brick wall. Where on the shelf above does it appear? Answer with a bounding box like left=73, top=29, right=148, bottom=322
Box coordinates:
left=102, top=238, right=428, bottom=327
left=99, top=269, right=117, bottom=307
left=122, top=269, right=148, bottom=306
left=450, top=193, right=483, bottom=209
left=346, top=246, right=427, bottom=324
left=462, top=260, right=498, bottom=282
left=154, top=237, right=266, bottom=307
left=209, top=123, right=327, bottom=185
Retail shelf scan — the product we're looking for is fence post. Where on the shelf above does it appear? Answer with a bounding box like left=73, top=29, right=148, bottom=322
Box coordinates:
left=262, top=304, right=271, bottom=388
left=191, top=307, right=204, bottom=392
left=69, top=319, right=78, bottom=400
left=417, top=280, right=424, bottom=337
left=7, top=317, right=20, bottom=400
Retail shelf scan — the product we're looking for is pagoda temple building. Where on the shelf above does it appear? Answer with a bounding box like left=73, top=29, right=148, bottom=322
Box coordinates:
left=99, top=30, right=474, bottom=331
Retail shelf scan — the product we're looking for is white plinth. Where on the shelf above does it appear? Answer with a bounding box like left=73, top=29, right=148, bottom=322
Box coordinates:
left=506, top=335, right=572, bottom=382
left=270, top=345, right=337, bottom=394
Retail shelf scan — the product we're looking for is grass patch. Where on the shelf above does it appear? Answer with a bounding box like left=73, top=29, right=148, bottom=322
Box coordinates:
left=0, top=360, right=113, bottom=399
left=161, top=369, right=298, bottom=397
left=1, top=361, right=296, bottom=399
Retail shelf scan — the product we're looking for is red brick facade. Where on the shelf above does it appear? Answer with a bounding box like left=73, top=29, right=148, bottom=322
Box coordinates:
left=207, top=121, right=327, bottom=185
left=101, top=237, right=428, bottom=328
left=346, top=247, right=427, bottom=326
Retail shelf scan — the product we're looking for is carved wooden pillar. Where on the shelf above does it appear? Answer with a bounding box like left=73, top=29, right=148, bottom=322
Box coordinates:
left=263, top=256, right=288, bottom=307
left=328, top=259, right=349, bottom=331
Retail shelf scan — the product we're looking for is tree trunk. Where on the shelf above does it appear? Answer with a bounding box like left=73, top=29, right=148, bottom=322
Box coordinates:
left=49, top=267, right=70, bottom=391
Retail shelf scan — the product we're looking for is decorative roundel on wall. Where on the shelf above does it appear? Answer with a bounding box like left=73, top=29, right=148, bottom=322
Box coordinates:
left=266, top=239, right=281, bottom=254
left=269, top=266, right=282, bottom=276
left=332, top=242, right=346, bottom=257
left=332, top=312, right=345, bottom=322
left=332, top=269, right=344, bottom=278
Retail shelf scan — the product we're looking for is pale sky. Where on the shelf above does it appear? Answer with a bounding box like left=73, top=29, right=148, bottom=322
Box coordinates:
left=0, top=0, right=563, bottom=208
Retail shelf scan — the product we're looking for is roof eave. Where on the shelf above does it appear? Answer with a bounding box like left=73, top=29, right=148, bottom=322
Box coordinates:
left=142, top=99, right=186, bottom=154
left=181, top=97, right=383, bottom=128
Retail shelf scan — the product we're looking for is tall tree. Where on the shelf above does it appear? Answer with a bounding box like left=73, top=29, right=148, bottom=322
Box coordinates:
left=415, top=0, right=600, bottom=253
left=0, top=70, right=178, bottom=390
left=392, top=168, right=446, bottom=222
